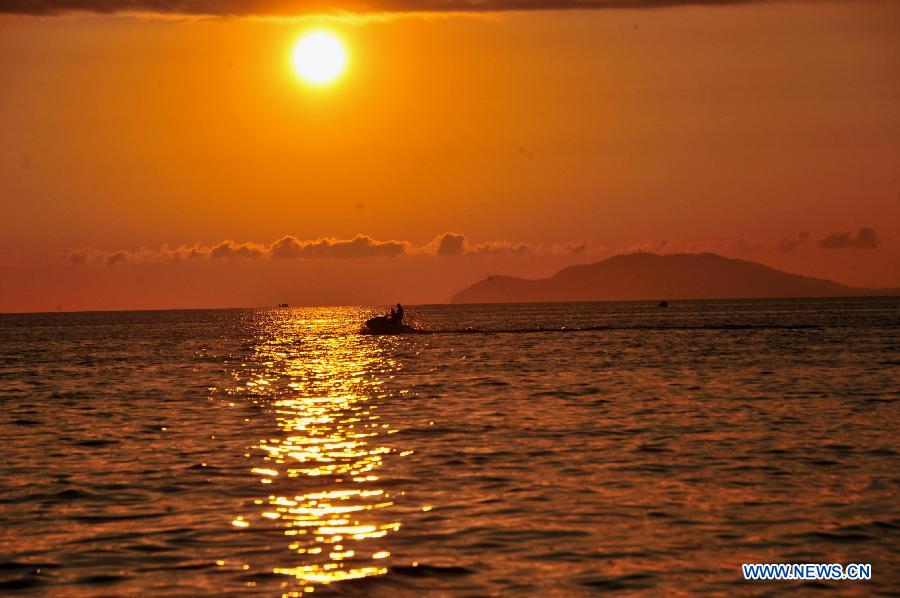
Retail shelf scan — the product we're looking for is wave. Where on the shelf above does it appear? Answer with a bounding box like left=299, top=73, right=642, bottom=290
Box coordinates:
left=402, top=323, right=832, bottom=335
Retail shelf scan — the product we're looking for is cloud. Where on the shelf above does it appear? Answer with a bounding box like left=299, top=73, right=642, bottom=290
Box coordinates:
left=778, top=232, right=809, bottom=253
left=1, top=0, right=778, bottom=17
left=818, top=227, right=879, bottom=250
left=59, top=248, right=95, bottom=265
left=434, top=232, right=467, bottom=256
left=54, top=232, right=592, bottom=266
left=424, top=232, right=541, bottom=256
left=210, top=240, right=267, bottom=259
left=475, top=240, right=535, bottom=255
left=268, top=236, right=306, bottom=259
left=269, top=234, right=410, bottom=259
left=106, top=251, right=130, bottom=266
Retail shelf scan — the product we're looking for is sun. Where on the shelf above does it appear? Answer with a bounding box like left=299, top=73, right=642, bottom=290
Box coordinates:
left=291, top=31, right=347, bottom=85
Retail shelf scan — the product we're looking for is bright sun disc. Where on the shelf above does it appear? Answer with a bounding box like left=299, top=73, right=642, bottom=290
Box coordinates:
left=291, top=31, right=347, bottom=85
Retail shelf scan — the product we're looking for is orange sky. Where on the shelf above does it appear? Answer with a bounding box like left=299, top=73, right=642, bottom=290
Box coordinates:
left=1, top=1, right=899, bottom=311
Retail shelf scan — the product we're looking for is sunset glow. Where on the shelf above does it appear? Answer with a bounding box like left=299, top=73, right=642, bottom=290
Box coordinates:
left=0, top=2, right=898, bottom=312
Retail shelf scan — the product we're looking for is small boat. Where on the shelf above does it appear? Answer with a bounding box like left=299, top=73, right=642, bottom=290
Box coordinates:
left=277, top=303, right=289, bottom=308
left=362, top=316, right=414, bottom=335
left=658, top=300, right=669, bottom=308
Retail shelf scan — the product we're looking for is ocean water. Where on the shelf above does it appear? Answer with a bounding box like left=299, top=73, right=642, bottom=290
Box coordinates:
left=1, top=298, right=898, bottom=596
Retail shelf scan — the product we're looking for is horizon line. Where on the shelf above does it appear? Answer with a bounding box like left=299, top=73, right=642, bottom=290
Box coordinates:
left=3, top=293, right=898, bottom=316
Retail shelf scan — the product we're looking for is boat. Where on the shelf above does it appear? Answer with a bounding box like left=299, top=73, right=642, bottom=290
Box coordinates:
left=362, top=315, right=414, bottom=335
left=277, top=303, right=289, bottom=308
left=658, top=300, right=669, bottom=308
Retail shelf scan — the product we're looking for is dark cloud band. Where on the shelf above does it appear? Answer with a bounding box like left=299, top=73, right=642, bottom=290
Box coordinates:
left=55, top=233, right=572, bottom=266
left=2, top=0, right=770, bottom=17
left=818, top=227, right=879, bottom=250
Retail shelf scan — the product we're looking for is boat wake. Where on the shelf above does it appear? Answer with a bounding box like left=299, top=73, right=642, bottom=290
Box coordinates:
left=361, top=323, right=834, bottom=336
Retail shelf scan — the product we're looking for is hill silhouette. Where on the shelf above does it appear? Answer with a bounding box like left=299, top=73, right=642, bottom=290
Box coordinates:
left=450, top=253, right=893, bottom=304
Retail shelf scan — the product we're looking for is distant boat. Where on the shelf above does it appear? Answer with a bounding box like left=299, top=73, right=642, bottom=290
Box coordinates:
left=277, top=303, right=289, bottom=308
left=658, top=300, right=669, bottom=308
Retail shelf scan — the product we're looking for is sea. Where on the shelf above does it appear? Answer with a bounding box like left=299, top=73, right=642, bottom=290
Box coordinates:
left=1, top=298, right=898, bottom=596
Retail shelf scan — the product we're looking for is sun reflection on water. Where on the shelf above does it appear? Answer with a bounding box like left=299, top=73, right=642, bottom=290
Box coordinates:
left=227, top=309, right=406, bottom=593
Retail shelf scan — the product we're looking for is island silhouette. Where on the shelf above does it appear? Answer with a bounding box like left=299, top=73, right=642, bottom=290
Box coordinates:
left=451, top=253, right=897, bottom=304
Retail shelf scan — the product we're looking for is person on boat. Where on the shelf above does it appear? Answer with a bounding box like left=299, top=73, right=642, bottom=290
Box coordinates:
left=395, top=303, right=404, bottom=331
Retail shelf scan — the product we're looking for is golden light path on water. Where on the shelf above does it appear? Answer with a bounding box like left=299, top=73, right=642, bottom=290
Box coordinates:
left=225, top=309, right=410, bottom=594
